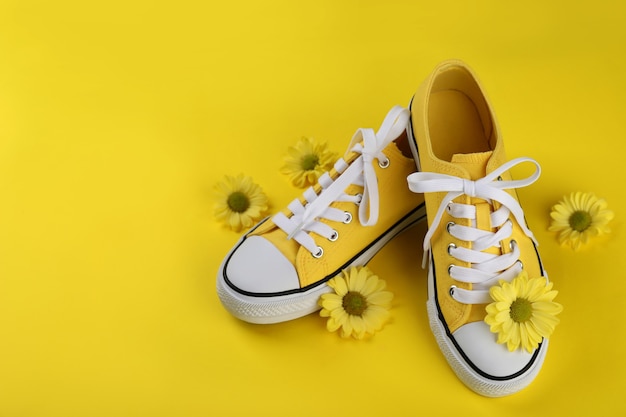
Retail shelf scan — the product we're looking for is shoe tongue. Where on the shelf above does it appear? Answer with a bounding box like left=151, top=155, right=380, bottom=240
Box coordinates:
left=451, top=151, right=496, bottom=235
left=450, top=151, right=493, bottom=180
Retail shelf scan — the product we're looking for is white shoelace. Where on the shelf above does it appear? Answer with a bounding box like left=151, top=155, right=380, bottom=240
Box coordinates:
left=273, top=106, right=409, bottom=257
left=407, top=157, right=541, bottom=304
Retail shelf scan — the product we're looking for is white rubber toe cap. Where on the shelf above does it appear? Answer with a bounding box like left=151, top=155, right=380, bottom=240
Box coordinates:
left=224, top=236, right=300, bottom=294
left=453, top=321, right=535, bottom=377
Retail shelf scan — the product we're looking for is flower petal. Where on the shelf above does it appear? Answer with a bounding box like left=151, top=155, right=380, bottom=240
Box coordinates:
left=360, top=274, right=380, bottom=297
left=366, top=291, right=393, bottom=307
left=320, top=294, right=343, bottom=311
left=349, top=315, right=366, bottom=339
left=331, top=277, right=348, bottom=297
left=350, top=268, right=367, bottom=293
left=326, top=317, right=342, bottom=332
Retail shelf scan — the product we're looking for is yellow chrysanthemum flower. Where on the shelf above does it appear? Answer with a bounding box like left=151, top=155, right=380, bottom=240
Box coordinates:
left=485, top=271, right=563, bottom=353
left=214, top=174, right=268, bottom=232
left=281, top=136, right=338, bottom=188
left=549, top=191, right=614, bottom=250
left=318, top=266, right=393, bottom=339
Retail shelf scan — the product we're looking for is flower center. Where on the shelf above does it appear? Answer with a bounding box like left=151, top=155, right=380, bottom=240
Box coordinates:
left=509, top=297, right=533, bottom=323
left=569, top=210, right=592, bottom=232
left=342, top=291, right=368, bottom=316
left=227, top=191, right=250, bottom=213
left=300, top=154, right=319, bottom=171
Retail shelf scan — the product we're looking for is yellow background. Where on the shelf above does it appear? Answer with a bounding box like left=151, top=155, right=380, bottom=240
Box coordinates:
left=1, top=1, right=625, bottom=415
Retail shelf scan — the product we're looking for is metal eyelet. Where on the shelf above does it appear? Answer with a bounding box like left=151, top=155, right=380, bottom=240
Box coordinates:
left=312, top=247, right=324, bottom=258
left=497, top=175, right=503, bottom=181
left=448, top=264, right=455, bottom=276
left=509, top=239, right=517, bottom=250
left=449, top=285, right=457, bottom=297
left=355, top=193, right=363, bottom=205
left=446, top=221, right=455, bottom=234
left=378, top=158, right=390, bottom=169
left=343, top=212, right=353, bottom=224
left=328, top=230, right=339, bottom=242
left=447, top=243, right=456, bottom=255
left=516, top=259, right=524, bottom=269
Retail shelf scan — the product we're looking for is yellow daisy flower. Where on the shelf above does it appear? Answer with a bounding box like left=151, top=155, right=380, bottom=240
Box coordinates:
left=319, top=266, right=393, bottom=339
left=549, top=191, right=614, bottom=250
left=485, top=271, right=563, bottom=353
left=214, top=175, right=268, bottom=232
left=281, top=136, right=338, bottom=188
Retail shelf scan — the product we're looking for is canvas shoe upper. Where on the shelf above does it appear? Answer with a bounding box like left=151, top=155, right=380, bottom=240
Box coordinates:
left=406, top=60, right=550, bottom=397
left=217, top=106, right=425, bottom=324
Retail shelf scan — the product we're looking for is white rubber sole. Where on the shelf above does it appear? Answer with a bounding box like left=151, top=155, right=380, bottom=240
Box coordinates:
left=425, top=261, right=548, bottom=397
left=217, top=205, right=426, bottom=324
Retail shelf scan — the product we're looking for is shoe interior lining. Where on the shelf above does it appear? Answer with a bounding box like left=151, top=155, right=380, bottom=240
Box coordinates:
left=394, top=130, right=414, bottom=159
left=428, top=67, right=495, bottom=162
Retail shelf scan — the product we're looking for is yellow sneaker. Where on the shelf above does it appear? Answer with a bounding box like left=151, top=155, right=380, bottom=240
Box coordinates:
left=217, top=106, right=425, bottom=324
left=407, top=60, right=559, bottom=396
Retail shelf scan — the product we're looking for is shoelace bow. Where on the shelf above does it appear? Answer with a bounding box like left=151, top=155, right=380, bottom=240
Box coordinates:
left=273, top=106, right=410, bottom=257
left=407, top=157, right=541, bottom=304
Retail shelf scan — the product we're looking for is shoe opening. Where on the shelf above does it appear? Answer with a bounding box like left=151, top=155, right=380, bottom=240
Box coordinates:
left=428, top=65, right=496, bottom=162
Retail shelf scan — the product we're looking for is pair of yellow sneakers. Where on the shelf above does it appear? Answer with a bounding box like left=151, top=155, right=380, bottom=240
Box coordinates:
left=217, top=60, right=552, bottom=397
